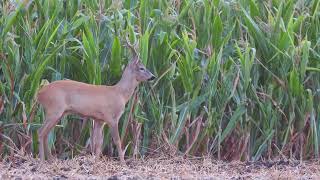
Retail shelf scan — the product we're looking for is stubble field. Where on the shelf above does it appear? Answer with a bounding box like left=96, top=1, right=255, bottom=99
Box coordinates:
left=1, top=155, right=320, bottom=179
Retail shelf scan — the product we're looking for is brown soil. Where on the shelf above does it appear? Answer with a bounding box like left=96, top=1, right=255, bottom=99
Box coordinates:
left=1, top=155, right=320, bottom=179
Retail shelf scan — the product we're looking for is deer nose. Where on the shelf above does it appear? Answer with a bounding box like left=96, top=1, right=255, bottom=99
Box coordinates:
left=148, top=75, right=156, bottom=81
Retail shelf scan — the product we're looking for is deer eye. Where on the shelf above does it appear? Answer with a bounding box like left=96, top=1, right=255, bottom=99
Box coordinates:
left=139, top=67, right=145, bottom=71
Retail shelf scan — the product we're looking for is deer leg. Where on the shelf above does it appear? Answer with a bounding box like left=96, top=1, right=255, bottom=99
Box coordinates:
left=38, top=110, right=63, bottom=161
left=90, top=121, right=104, bottom=156
left=44, top=134, right=54, bottom=161
left=110, top=123, right=125, bottom=164
left=38, top=130, right=45, bottom=161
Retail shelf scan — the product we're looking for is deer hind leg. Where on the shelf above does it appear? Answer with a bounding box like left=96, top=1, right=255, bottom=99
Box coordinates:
left=90, top=120, right=104, bottom=156
left=109, top=123, right=125, bottom=164
left=38, top=109, right=64, bottom=161
left=43, top=133, right=54, bottom=161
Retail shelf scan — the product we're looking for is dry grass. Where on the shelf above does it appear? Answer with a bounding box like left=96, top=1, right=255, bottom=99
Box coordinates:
left=1, top=155, right=320, bottom=179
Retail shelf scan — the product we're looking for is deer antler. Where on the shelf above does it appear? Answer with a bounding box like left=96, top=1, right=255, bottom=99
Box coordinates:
left=125, top=36, right=139, bottom=59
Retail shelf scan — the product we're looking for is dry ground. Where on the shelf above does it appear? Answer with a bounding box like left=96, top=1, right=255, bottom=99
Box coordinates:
left=1, top=155, right=320, bottom=179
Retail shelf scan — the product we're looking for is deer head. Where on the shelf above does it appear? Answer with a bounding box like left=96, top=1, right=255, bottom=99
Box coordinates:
left=125, top=37, right=155, bottom=82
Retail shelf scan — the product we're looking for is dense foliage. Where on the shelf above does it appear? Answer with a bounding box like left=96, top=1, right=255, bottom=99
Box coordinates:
left=0, top=0, right=320, bottom=161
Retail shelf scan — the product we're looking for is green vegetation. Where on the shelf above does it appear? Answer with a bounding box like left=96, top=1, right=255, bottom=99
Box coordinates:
left=0, top=0, right=319, bottom=161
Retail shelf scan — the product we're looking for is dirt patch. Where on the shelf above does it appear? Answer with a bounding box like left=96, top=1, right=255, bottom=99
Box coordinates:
left=1, top=155, right=320, bottom=179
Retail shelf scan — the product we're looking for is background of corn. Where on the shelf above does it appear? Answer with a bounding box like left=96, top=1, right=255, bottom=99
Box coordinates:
left=0, top=0, right=320, bottom=161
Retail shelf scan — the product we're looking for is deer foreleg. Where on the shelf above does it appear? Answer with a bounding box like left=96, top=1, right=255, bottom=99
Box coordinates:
left=110, top=122, right=125, bottom=164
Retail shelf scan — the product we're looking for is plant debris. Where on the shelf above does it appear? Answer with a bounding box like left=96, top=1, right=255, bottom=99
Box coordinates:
left=1, top=155, right=320, bottom=179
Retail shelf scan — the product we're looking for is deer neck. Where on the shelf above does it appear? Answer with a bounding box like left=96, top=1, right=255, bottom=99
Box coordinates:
left=116, top=68, right=139, bottom=103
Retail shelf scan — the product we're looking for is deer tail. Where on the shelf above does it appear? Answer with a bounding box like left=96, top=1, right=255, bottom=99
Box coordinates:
left=29, top=81, right=49, bottom=124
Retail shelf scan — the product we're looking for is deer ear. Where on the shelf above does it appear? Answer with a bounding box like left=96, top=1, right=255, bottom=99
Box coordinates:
left=133, top=57, right=139, bottom=65
left=128, top=57, right=137, bottom=67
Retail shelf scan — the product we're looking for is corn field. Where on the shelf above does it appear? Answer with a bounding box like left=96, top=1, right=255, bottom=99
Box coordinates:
left=0, top=0, right=320, bottom=162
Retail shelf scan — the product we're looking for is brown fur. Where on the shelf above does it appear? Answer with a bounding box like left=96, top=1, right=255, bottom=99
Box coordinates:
left=36, top=59, right=155, bottom=164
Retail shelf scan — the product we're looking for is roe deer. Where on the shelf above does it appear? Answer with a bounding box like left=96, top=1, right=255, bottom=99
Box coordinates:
left=32, top=39, right=155, bottom=164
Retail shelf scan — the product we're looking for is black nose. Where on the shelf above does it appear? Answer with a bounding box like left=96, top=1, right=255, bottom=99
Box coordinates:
left=148, top=75, right=156, bottom=81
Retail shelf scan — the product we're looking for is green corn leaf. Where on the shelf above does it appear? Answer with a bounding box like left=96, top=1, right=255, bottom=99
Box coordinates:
left=300, top=40, right=311, bottom=80
left=249, top=0, right=260, bottom=17
left=140, top=30, right=150, bottom=65
left=253, top=130, right=274, bottom=161
left=170, top=105, right=188, bottom=145
left=221, top=105, right=246, bottom=142
left=70, top=16, right=88, bottom=32
left=240, top=6, right=270, bottom=59
left=110, top=36, right=122, bottom=79
left=44, top=21, right=63, bottom=50
left=212, top=14, right=223, bottom=49
left=289, top=68, right=302, bottom=97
